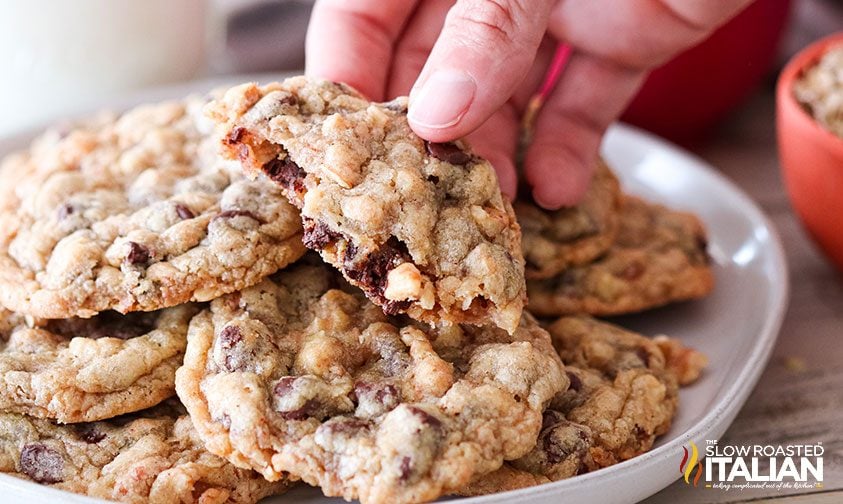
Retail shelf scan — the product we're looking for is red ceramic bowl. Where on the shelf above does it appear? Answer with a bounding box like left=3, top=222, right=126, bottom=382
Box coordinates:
left=777, top=32, right=843, bottom=273
left=623, top=0, right=791, bottom=145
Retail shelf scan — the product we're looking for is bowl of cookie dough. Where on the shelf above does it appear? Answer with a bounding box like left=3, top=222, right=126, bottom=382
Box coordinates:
left=777, top=32, right=843, bottom=273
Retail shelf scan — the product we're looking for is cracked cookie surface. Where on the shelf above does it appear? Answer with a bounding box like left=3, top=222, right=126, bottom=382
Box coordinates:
left=527, top=196, right=714, bottom=317
left=208, top=77, right=526, bottom=333
left=175, top=262, right=565, bottom=504
left=0, top=96, right=305, bottom=319
left=517, top=160, right=621, bottom=279
left=0, top=402, right=290, bottom=503
left=0, top=305, right=196, bottom=423
left=461, top=316, right=707, bottom=495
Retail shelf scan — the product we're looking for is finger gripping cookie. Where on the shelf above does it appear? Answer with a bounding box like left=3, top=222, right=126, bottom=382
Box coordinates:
left=0, top=305, right=196, bottom=423
left=208, top=77, right=526, bottom=333
left=175, top=263, right=566, bottom=504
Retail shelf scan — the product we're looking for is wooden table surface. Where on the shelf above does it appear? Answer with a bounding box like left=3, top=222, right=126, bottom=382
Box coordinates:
left=643, top=85, right=843, bottom=503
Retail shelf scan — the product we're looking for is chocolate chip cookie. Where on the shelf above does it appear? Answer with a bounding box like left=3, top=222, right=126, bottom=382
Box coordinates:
left=461, top=316, right=707, bottom=495
left=175, top=262, right=565, bottom=504
left=0, top=402, right=290, bottom=503
left=527, top=196, right=714, bottom=316
left=0, top=96, right=305, bottom=319
left=0, top=305, right=196, bottom=423
left=208, top=77, right=526, bottom=333
left=517, top=160, right=621, bottom=279
left=546, top=315, right=706, bottom=469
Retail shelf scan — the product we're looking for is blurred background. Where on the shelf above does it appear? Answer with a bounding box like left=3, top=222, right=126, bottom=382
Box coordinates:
left=1, top=0, right=841, bottom=142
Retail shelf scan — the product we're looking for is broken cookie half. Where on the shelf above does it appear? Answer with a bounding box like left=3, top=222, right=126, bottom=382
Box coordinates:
left=208, top=77, right=526, bottom=333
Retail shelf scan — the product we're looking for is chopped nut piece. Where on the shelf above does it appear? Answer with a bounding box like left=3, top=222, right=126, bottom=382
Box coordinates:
left=323, top=142, right=364, bottom=188
left=384, top=263, right=423, bottom=301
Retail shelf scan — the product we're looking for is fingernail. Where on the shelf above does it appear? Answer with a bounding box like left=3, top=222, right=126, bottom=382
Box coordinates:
left=408, top=69, right=475, bottom=129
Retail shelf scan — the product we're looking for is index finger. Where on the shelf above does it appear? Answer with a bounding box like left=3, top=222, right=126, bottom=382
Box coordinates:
left=306, top=0, right=420, bottom=100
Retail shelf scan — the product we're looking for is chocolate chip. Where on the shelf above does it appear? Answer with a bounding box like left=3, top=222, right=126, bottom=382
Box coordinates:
left=219, top=325, right=242, bottom=348
left=541, top=410, right=566, bottom=431
left=424, top=141, right=471, bottom=165
left=382, top=299, right=413, bottom=317
left=125, top=242, right=150, bottom=265
left=343, top=241, right=359, bottom=266
left=303, top=218, right=343, bottom=250
left=375, top=384, right=399, bottom=404
left=352, top=382, right=400, bottom=413
left=426, top=175, right=439, bottom=184
left=273, top=376, right=296, bottom=397
left=319, top=418, right=371, bottom=436
left=218, top=326, right=248, bottom=372
left=280, top=95, right=299, bottom=107
left=20, top=444, right=64, bottom=483
left=407, top=406, right=442, bottom=430
left=635, top=347, right=651, bottom=368
left=263, top=157, right=306, bottom=196
left=399, top=456, right=412, bottom=481
left=45, top=310, right=159, bottom=340
left=343, top=237, right=413, bottom=314
left=225, top=126, right=245, bottom=145
left=618, top=261, right=645, bottom=281
left=278, top=399, right=320, bottom=421
left=223, top=354, right=238, bottom=371
left=57, top=203, right=74, bottom=220
left=191, top=481, right=213, bottom=501
left=542, top=435, right=568, bottom=465
left=76, top=427, right=105, bottom=444
left=576, top=461, right=589, bottom=475
left=383, top=100, right=408, bottom=113
left=272, top=377, right=323, bottom=420
left=350, top=381, right=366, bottom=402
left=213, top=209, right=263, bottom=223
left=175, top=204, right=195, bottom=220
left=540, top=420, right=590, bottom=466
left=566, top=371, right=582, bottom=392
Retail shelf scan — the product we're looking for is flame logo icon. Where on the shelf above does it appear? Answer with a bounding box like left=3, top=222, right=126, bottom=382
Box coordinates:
left=679, top=441, right=704, bottom=486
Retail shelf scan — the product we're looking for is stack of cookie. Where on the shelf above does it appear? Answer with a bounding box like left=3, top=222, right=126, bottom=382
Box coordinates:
left=0, top=97, right=301, bottom=502
left=0, top=77, right=711, bottom=504
left=518, top=162, right=714, bottom=317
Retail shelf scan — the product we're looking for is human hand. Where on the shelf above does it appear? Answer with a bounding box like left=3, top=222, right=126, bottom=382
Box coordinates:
left=305, top=0, right=753, bottom=208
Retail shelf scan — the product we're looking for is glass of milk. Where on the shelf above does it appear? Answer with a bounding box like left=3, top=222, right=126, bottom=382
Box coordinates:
left=0, top=0, right=207, bottom=136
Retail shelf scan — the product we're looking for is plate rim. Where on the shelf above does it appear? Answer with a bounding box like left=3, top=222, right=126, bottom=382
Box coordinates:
left=0, top=81, right=789, bottom=504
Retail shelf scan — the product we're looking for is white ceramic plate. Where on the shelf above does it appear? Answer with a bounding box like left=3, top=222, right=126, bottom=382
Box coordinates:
left=0, top=79, right=788, bottom=504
